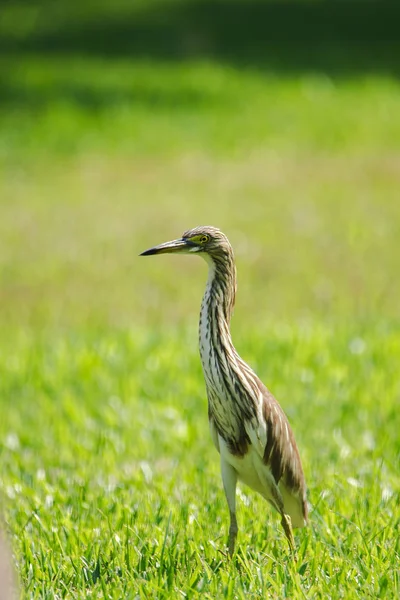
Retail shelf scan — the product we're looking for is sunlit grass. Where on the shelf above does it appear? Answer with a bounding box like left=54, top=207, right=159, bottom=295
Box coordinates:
left=1, top=324, right=399, bottom=598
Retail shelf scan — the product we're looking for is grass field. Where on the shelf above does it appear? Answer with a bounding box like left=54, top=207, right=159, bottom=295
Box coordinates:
left=1, top=1, right=400, bottom=598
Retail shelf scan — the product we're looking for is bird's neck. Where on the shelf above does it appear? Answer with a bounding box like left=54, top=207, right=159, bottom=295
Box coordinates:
left=198, top=253, right=237, bottom=377
left=198, top=252, right=258, bottom=452
left=203, top=253, right=237, bottom=328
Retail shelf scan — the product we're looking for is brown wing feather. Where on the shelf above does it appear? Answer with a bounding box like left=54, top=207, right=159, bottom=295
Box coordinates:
left=259, top=382, right=308, bottom=523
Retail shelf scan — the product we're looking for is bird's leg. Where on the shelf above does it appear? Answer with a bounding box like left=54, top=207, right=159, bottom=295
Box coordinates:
left=268, top=482, right=297, bottom=558
left=281, top=513, right=295, bottom=552
left=220, top=457, right=238, bottom=557
left=228, top=510, right=238, bottom=557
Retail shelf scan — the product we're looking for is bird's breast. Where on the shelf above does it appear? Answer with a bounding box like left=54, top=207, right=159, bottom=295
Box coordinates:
left=219, top=435, right=266, bottom=495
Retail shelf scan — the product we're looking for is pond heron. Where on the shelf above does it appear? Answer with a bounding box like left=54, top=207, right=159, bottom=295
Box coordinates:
left=140, top=226, right=308, bottom=556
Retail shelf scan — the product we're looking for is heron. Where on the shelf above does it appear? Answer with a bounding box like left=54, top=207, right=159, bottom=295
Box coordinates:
left=140, top=226, right=308, bottom=556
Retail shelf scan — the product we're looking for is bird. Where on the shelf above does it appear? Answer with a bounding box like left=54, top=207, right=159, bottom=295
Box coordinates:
left=140, top=226, right=308, bottom=556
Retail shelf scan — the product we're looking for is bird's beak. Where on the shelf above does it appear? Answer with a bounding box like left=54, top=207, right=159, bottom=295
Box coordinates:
left=140, top=238, right=193, bottom=256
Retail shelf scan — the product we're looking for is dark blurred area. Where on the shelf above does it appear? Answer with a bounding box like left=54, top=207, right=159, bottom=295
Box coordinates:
left=1, top=0, right=400, bottom=76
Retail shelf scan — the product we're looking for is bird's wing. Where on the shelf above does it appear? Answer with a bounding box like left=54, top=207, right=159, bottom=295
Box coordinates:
left=243, top=381, right=278, bottom=459
left=244, top=381, right=304, bottom=488
left=244, top=410, right=268, bottom=458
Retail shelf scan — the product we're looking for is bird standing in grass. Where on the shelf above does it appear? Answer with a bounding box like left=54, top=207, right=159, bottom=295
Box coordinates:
left=140, top=226, right=308, bottom=556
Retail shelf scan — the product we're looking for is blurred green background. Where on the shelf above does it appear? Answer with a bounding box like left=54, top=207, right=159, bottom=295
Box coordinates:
left=1, top=1, right=400, bottom=597
left=1, top=0, right=400, bottom=330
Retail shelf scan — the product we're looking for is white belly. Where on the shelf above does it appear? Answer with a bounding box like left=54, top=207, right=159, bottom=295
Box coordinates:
left=218, top=433, right=306, bottom=527
left=219, top=435, right=268, bottom=497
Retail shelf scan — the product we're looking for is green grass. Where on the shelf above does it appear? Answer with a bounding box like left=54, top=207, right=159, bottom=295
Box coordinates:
left=1, top=1, right=400, bottom=597
left=1, top=324, right=399, bottom=598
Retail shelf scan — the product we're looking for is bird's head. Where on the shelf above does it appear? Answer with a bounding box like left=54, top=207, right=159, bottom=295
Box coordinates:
left=140, top=226, right=233, bottom=262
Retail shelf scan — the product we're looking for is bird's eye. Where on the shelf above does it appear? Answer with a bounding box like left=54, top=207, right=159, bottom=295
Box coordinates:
left=200, top=235, right=209, bottom=244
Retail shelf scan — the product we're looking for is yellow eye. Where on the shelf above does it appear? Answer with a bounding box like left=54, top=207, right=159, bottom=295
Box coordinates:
left=200, top=235, right=209, bottom=244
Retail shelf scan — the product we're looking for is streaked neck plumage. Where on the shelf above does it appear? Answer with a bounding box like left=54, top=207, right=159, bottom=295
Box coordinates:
left=198, top=248, right=258, bottom=452
left=205, top=249, right=237, bottom=321
left=198, top=250, right=237, bottom=366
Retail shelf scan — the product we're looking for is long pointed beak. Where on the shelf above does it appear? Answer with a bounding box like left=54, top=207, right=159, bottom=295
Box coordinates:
left=140, top=238, right=192, bottom=256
